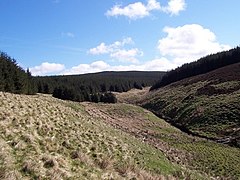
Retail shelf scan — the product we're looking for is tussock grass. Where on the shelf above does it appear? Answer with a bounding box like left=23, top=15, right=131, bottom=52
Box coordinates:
left=144, top=91, right=240, bottom=178
left=95, top=93, right=240, bottom=179
left=141, top=79, right=240, bottom=143
left=0, top=92, right=181, bottom=179
left=0, top=138, right=23, bottom=180
left=2, top=91, right=238, bottom=179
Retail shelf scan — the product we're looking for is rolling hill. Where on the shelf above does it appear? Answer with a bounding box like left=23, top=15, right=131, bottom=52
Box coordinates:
left=1, top=92, right=240, bottom=179
left=35, top=71, right=165, bottom=94
left=1, top=50, right=240, bottom=179
left=151, top=46, right=240, bottom=90
left=125, top=63, right=240, bottom=147
left=0, top=92, right=177, bottom=179
left=115, top=48, right=240, bottom=148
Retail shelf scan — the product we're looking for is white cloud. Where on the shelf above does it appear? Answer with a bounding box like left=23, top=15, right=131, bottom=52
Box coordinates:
left=158, top=24, right=231, bottom=65
left=106, top=0, right=186, bottom=20
left=105, top=0, right=161, bottom=20
left=30, top=62, right=65, bottom=76
left=141, top=58, right=177, bottom=71
left=91, top=61, right=110, bottom=69
left=117, top=37, right=134, bottom=46
left=89, top=37, right=134, bottom=55
left=147, top=0, right=161, bottom=10
left=63, top=58, right=175, bottom=75
left=89, top=43, right=110, bottom=55
left=30, top=58, right=177, bottom=76
left=89, top=37, right=142, bottom=63
left=110, top=49, right=143, bottom=63
left=106, top=2, right=150, bottom=20
left=63, top=61, right=110, bottom=75
left=31, top=24, right=232, bottom=76
left=162, top=0, right=186, bottom=15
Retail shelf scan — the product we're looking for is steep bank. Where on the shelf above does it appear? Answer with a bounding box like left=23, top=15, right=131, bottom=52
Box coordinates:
left=140, top=63, right=240, bottom=147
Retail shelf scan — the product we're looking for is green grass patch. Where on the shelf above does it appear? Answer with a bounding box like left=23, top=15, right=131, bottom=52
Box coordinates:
left=172, top=140, right=240, bottom=178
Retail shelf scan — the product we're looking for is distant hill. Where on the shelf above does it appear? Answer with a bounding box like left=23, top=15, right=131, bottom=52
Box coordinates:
left=35, top=71, right=165, bottom=102
left=0, top=50, right=165, bottom=102
left=1, top=51, right=240, bottom=179
left=141, top=63, right=240, bottom=147
left=151, top=46, right=240, bottom=90
left=0, top=52, right=36, bottom=94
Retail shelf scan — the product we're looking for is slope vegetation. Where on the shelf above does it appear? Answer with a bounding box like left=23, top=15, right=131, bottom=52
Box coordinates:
left=1, top=92, right=239, bottom=179
left=140, top=63, right=240, bottom=147
left=0, top=92, right=182, bottom=179
left=83, top=102, right=240, bottom=179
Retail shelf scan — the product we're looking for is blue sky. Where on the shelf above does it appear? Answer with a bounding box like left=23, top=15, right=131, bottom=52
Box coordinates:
left=0, top=0, right=239, bottom=75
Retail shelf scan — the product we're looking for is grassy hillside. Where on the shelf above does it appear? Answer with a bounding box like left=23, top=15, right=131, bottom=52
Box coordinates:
left=139, top=63, right=240, bottom=147
left=81, top=102, right=240, bottom=179
left=0, top=92, right=182, bottom=179
left=1, top=92, right=240, bottom=179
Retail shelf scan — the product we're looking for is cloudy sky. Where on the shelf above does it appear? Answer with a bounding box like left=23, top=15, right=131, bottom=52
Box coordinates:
left=0, top=0, right=239, bottom=76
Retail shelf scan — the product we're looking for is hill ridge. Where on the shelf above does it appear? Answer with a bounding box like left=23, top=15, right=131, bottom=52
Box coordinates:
left=151, top=46, right=240, bottom=90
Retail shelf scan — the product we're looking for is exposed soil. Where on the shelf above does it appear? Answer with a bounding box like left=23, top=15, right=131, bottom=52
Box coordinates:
left=83, top=102, right=196, bottom=166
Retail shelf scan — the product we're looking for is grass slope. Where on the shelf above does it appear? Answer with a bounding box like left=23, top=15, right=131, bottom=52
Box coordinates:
left=85, top=102, right=240, bottom=179
left=140, top=63, right=240, bottom=147
left=1, top=92, right=239, bottom=179
left=0, top=92, right=181, bottom=179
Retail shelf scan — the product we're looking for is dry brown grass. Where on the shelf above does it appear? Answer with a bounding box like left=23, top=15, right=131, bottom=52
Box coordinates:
left=0, top=92, right=184, bottom=179
left=0, top=138, right=23, bottom=180
left=114, top=87, right=150, bottom=104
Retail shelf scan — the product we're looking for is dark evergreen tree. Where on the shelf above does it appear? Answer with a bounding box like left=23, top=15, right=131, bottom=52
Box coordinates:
left=100, top=92, right=117, bottom=103
left=151, top=46, right=240, bottom=90
left=0, top=51, right=37, bottom=94
left=109, top=85, right=115, bottom=92
left=43, top=84, right=50, bottom=94
left=91, top=93, right=100, bottom=103
left=53, top=86, right=75, bottom=101
left=35, top=71, right=164, bottom=95
left=53, top=87, right=63, bottom=99
left=133, top=82, right=143, bottom=90
left=100, top=84, right=107, bottom=92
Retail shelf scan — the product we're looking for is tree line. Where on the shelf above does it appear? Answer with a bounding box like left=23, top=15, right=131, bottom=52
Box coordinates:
left=52, top=86, right=117, bottom=103
left=35, top=71, right=165, bottom=102
left=0, top=52, right=36, bottom=94
left=151, top=46, right=240, bottom=90
left=0, top=51, right=165, bottom=103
